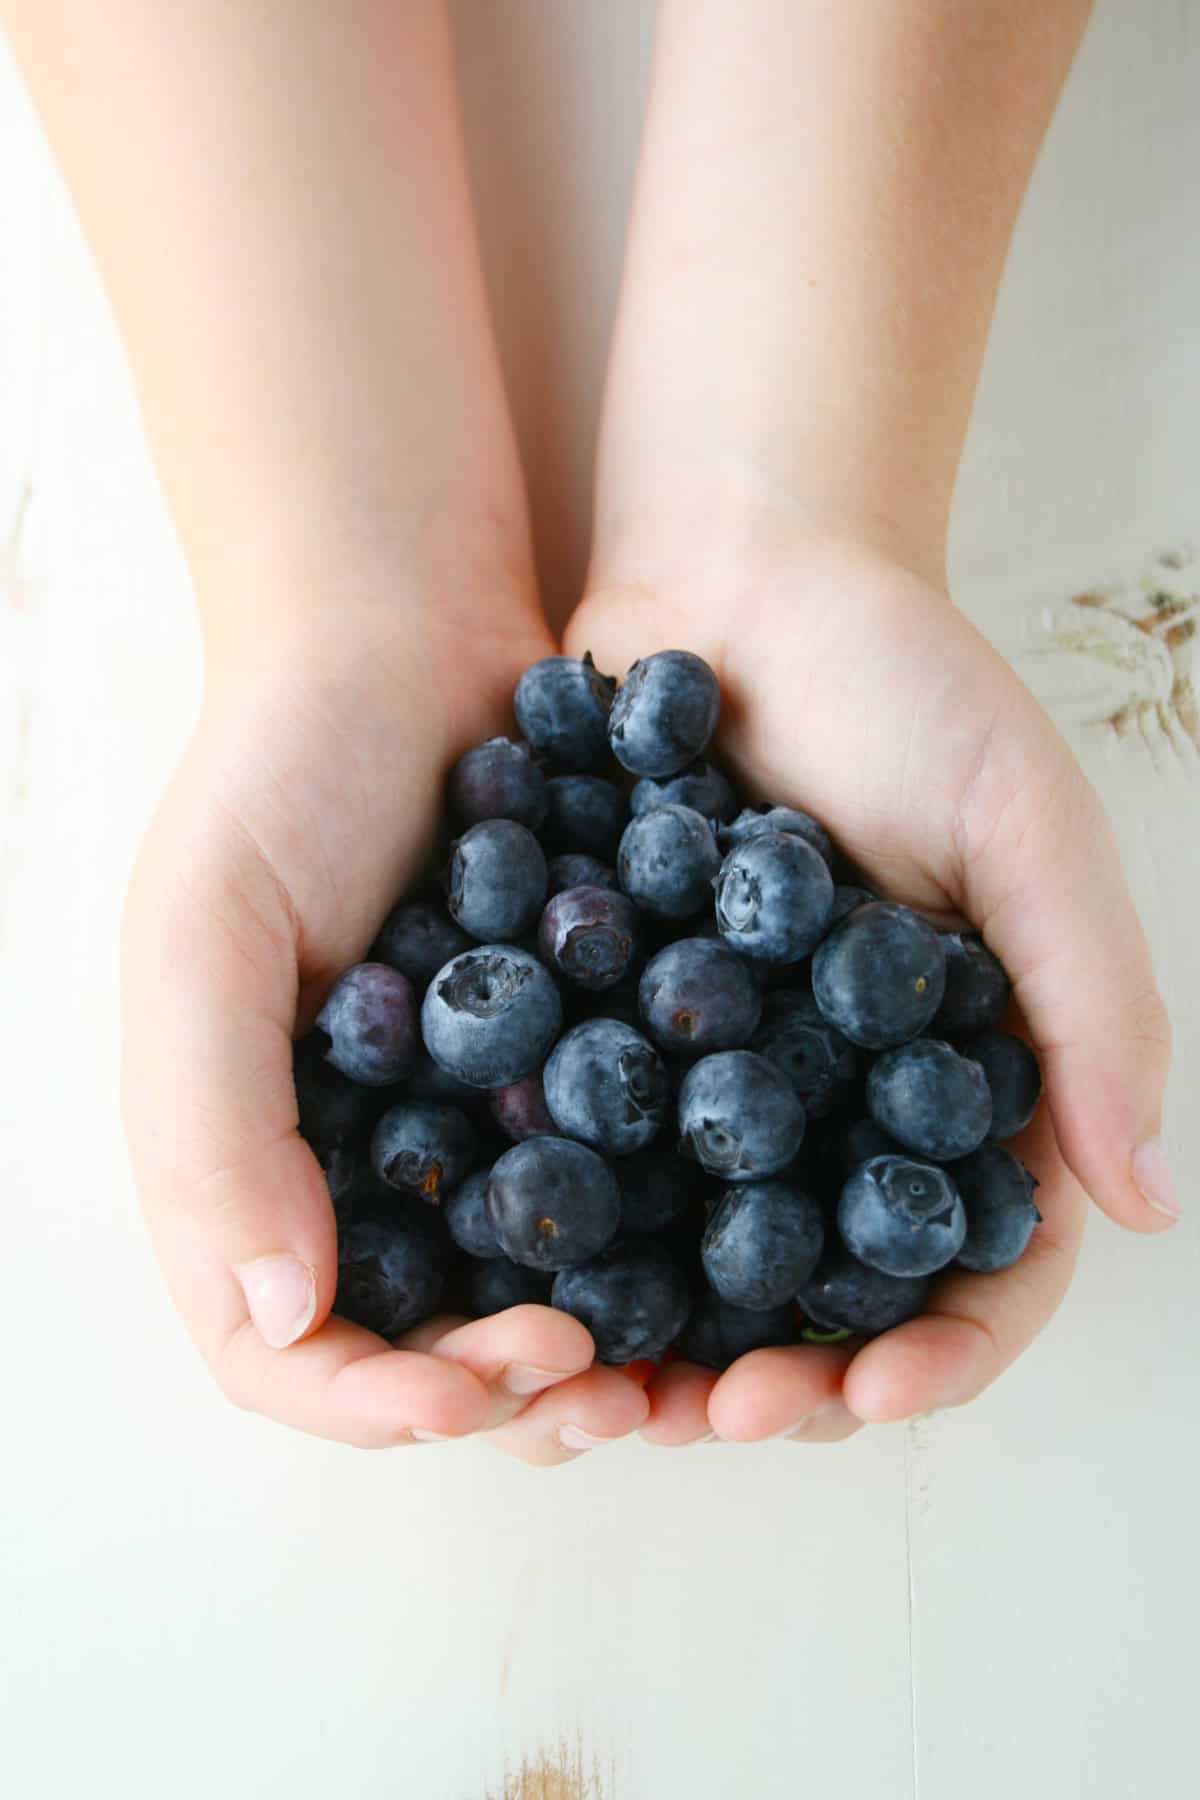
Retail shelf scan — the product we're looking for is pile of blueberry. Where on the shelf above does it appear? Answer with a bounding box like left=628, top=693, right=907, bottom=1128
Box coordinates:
left=296, top=649, right=1043, bottom=1372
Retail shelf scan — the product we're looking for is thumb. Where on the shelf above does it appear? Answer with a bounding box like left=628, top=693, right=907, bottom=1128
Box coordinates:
left=959, top=736, right=1177, bottom=1233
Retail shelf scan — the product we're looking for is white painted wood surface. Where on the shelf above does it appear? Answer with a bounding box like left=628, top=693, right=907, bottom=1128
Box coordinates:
left=2, top=5, right=1197, bottom=1796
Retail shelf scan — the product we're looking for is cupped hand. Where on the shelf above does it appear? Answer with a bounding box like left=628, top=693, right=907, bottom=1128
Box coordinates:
left=566, top=532, right=1176, bottom=1443
left=121, top=596, right=648, bottom=1459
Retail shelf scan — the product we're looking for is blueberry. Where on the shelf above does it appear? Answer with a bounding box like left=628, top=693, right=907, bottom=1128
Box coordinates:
left=545, top=853, right=620, bottom=897
left=444, top=1169, right=504, bottom=1259
left=951, top=1143, right=1041, bottom=1272
left=488, top=1070, right=557, bottom=1142
left=812, top=902, right=946, bottom=1049
left=750, top=987, right=857, bottom=1119
left=421, top=946, right=562, bottom=1088
left=838, top=1154, right=967, bottom=1276
left=718, top=805, right=834, bottom=870
left=467, top=1256, right=555, bottom=1316
left=372, top=902, right=473, bottom=994
left=675, top=1293, right=796, bottom=1369
left=702, top=1180, right=825, bottom=1310
left=446, top=819, right=548, bottom=942
left=448, top=736, right=547, bottom=831
left=638, top=936, right=762, bottom=1055
left=552, top=1240, right=693, bottom=1363
left=315, top=962, right=419, bottom=1087
left=678, top=1051, right=806, bottom=1181
left=834, top=1116, right=899, bottom=1180
left=797, top=1250, right=929, bottom=1336
left=963, top=1030, right=1043, bottom=1140
left=334, top=1216, right=445, bottom=1336
left=714, top=832, right=834, bottom=963
left=487, top=1137, right=622, bottom=1270
left=827, top=884, right=876, bottom=930
left=543, top=1018, right=669, bottom=1156
left=866, top=1038, right=993, bottom=1162
left=932, top=932, right=1011, bottom=1035
left=616, top=1148, right=694, bottom=1235
left=513, top=653, right=616, bottom=774
left=294, top=1034, right=380, bottom=1151
left=631, top=759, right=738, bottom=824
left=608, top=650, right=721, bottom=778
left=370, top=1100, right=477, bottom=1200
left=319, top=1142, right=363, bottom=1219
left=617, top=805, right=722, bottom=919
left=541, top=775, right=628, bottom=861
left=405, top=1047, right=484, bottom=1108
left=538, top=886, right=639, bottom=991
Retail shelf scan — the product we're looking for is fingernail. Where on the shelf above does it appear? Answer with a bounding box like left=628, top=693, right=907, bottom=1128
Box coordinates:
left=773, top=1414, right=818, bottom=1440
left=1133, top=1136, right=1181, bottom=1221
left=696, top=1430, right=720, bottom=1444
left=557, top=1425, right=616, bottom=1452
left=236, top=1255, right=316, bottom=1349
left=410, top=1429, right=452, bottom=1443
left=502, top=1363, right=579, bottom=1398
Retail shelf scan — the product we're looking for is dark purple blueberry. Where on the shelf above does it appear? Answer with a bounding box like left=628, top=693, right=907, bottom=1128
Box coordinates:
left=838, top=1155, right=966, bottom=1277
left=294, top=1034, right=380, bottom=1150
left=444, top=1170, right=503, bottom=1259
left=638, top=936, right=762, bottom=1055
left=812, top=902, right=946, bottom=1049
left=617, top=804, right=722, bottom=919
left=513, top=653, right=616, bottom=774
left=951, top=1143, right=1041, bottom=1272
left=718, top=805, right=834, bottom=869
left=546, top=853, right=620, bottom=897
left=675, top=1293, right=796, bottom=1369
left=543, top=1018, right=669, bottom=1156
left=446, top=819, right=548, bottom=942
left=370, top=1101, right=477, bottom=1201
left=751, top=988, right=857, bottom=1119
left=932, top=932, right=1012, bottom=1035
left=630, top=759, right=738, bottom=824
left=421, top=946, right=562, bottom=1089
left=827, top=885, right=876, bottom=930
left=608, top=650, right=722, bottom=778
left=798, top=1250, right=929, bottom=1336
left=315, top=962, right=419, bottom=1087
left=467, top=1256, right=555, bottom=1317
left=678, top=1051, right=806, bottom=1181
left=487, top=1137, right=622, bottom=1270
left=538, top=886, right=639, bottom=992
left=866, top=1038, right=993, bottom=1162
left=541, top=775, right=628, bottom=861
left=964, top=1030, right=1043, bottom=1140
left=372, top=901, right=473, bottom=995
left=319, top=1142, right=363, bottom=1219
left=488, top=1070, right=557, bottom=1142
left=616, top=1149, right=694, bottom=1235
left=448, top=736, right=547, bottom=830
left=334, top=1216, right=445, bottom=1336
left=715, top=832, right=835, bottom=964
left=552, top=1240, right=693, bottom=1363
left=701, top=1180, right=825, bottom=1310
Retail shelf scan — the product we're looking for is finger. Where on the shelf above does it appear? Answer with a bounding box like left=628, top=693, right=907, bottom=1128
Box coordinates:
left=396, top=1304, right=596, bottom=1427
left=842, top=1103, right=1087, bottom=1422
left=482, top=1366, right=651, bottom=1467
left=707, top=1344, right=860, bottom=1443
left=638, top=1359, right=720, bottom=1446
left=957, top=721, right=1177, bottom=1231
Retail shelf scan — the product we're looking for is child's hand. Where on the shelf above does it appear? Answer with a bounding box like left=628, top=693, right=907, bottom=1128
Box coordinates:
left=121, top=603, right=649, bottom=1461
left=566, top=532, right=1176, bottom=1443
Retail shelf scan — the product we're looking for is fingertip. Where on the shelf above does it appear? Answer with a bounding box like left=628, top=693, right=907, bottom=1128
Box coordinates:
left=1131, top=1136, right=1183, bottom=1229
left=842, top=1317, right=991, bottom=1424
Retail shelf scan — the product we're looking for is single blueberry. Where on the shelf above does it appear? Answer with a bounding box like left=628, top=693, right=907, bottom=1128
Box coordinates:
left=675, top=1293, right=796, bottom=1369
left=405, top=1047, right=484, bottom=1108
left=538, top=885, right=639, bottom=992
left=951, top=1143, right=1042, bottom=1272
left=827, top=884, right=877, bottom=930
left=638, top=937, right=763, bottom=1055
left=630, top=759, right=738, bottom=825
left=294, top=1033, right=381, bottom=1151
left=448, top=736, right=547, bottom=831
left=319, top=1142, right=363, bottom=1220
left=963, top=1030, right=1043, bottom=1140
left=750, top=987, right=857, bottom=1119
left=718, top=805, right=834, bottom=869
left=545, top=853, right=620, bottom=897
left=838, top=1154, right=967, bottom=1277
left=543, top=1018, right=670, bottom=1156
left=608, top=650, right=722, bottom=778
left=513, top=653, right=616, bottom=774
left=617, top=804, right=722, bottom=919
left=701, top=1180, right=825, bottom=1310
left=334, top=1216, right=445, bottom=1336
left=867, top=1038, right=993, bottom=1162
left=370, top=1100, right=477, bottom=1201
left=541, top=774, right=628, bottom=861
left=932, top=932, right=1011, bottom=1035
left=812, top=902, right=947, bottom=1049
left=678, top=1051, right=806, bottom=1181
left=444, top=1169, right=504, bottom=1259
left=372, top=901, right=474, bottom=995
left=714, top=832, right=835, bottom=963
left=446, top=819, right=548, bottom=942
left=421, top=946, right=562, bottom=1089
left=835, top=1116, right=899, bottom=1179
left=467, top=1256, right=555, bottom=1317
left=797, top=1250, right=929, bottom=1336
left=488, top=1070, right=558, bottom=1142
left=315, top=962, right=419, bottom=1087
left=487, top=1137, right=622, bottom=1270
left=552, top=1240, right=693, bottom=1363
left=615, top=1148, right=694, bottom=1235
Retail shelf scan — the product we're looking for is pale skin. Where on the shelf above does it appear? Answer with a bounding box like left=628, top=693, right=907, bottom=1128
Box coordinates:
left=4, top=0, right=1177, bottom=1461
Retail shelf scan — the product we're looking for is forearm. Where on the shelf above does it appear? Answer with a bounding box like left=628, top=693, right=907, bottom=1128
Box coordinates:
left=594, top=0, right=1092, bottom=585
left=3, top=0, right=531, bottom=652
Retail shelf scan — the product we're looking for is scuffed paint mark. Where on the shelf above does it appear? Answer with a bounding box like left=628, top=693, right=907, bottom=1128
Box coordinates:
left=485, top=1726, right=616, bottom=1799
